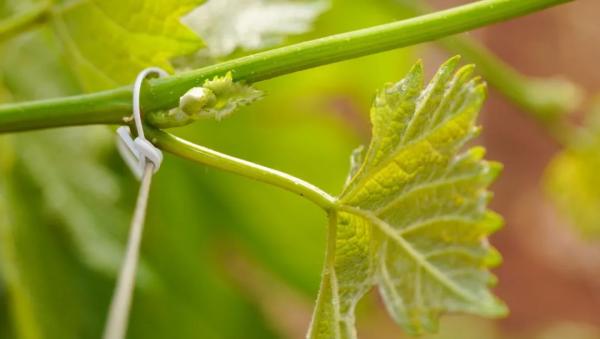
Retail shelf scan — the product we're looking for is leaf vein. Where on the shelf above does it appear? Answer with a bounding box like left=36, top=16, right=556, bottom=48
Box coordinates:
left=344, top=206, right=479, bottom=304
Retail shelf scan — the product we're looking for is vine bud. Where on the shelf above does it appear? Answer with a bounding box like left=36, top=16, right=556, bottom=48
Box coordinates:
left=179, top=87, right=216, bottom=116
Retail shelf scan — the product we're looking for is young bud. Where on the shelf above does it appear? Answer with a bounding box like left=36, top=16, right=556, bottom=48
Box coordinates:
left=179, top=87, right=216, bottom=116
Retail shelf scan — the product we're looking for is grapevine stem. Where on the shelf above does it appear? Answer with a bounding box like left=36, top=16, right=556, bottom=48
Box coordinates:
left=0, top=0, right=571, bottom=133
left=146, top=128, right=337, bottom=212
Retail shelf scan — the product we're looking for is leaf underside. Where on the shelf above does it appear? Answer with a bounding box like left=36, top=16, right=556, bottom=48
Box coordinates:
left=51, top=0, right=205, bottom=91
left=308, top=57, right=506, bottom=338
left=182, top=0, right=328, bottom=58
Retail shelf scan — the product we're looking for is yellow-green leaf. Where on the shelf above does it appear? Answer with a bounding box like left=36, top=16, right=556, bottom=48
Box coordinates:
left=50, top=0, right=204, bottom=90
left=544, top=101, right=600, bottom=238
left=308, top=57, right=506, bottom=338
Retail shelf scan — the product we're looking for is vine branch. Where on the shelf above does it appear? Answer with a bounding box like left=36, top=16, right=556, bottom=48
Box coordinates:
left=0, top=0, right=572, bottom=133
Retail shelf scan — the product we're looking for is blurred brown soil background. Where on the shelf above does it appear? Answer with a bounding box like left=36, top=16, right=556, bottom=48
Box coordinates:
left=479, top=0, right=600, bottom=332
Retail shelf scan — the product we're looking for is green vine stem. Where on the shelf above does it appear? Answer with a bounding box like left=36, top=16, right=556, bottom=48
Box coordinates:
left=0, top=1, right=51, bottom=43
left=146, top=128, right=337, bottom=212
left=0, top=0, right=571, bottom=133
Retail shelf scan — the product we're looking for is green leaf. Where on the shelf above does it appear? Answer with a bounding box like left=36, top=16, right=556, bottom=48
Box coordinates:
left=0, top=28, right=133, bottom=277
left=13, top=128, right=140, bottom=277
left=544, top=101, right=600, bottom=238
left=50, top=0, right=205, bottom=90
left=0, top=27, right=116, bottom=339
left=0, top=136, right=112, bottom=339
left=199, top=72, right=263, bottom=118
left=308, top=57, right=506, bottom=338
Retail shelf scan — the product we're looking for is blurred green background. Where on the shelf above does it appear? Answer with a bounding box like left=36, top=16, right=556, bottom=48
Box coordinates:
left=1, top=0, right=599, bottom=338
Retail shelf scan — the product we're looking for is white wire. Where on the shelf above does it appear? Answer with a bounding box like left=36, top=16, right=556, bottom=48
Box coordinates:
left=104, top=67, right=168, bottom=339
left=102, top=163, right=154, bottom=339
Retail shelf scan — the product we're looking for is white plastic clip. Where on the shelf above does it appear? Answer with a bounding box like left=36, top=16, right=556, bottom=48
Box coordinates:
left=117, top=67, right=168, bottom=179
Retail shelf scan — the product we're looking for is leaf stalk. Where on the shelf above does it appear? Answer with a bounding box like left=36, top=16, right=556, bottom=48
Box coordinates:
left=147, top=128, right=337, bottom=212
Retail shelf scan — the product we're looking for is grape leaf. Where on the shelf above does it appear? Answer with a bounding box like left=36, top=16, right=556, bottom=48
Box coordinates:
left=50, top=0, right=205, bottom=90
left=182, top=0, right=327, bottom=58
left=0, top=139, right=107, bottom=339
left=14, top=128, right=139, bottom=276
left=544, top=101, right=600, bottom=238
left=308, top=57, right=506, bottom=338
left=0, top=29, right=137, bottom=277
